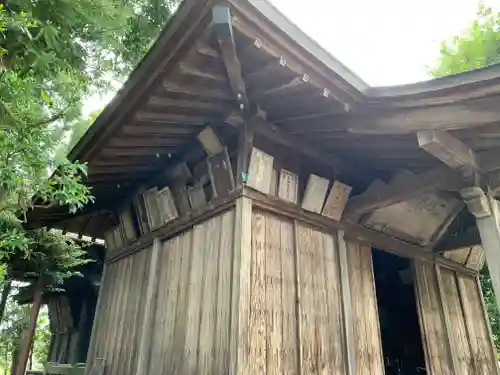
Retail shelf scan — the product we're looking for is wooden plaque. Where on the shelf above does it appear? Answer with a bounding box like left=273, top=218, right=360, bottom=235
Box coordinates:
left=112, top=225, right=124, bottom=249
left=120, top=207, right=137, bottom=241
left=247, top=148, right=274, bottom=194
left=207, top=149, right=235, bottom=199
left=157, top=186, right=179, bottom=224
left=188, top=182, right=207, bottom=210
left=322, top=181, right=352, bottom=220
left=104, top=230, right=116, bottom=251
left=133, top=193, right=150, bottom=234
left=302, top=174, right=329, bottom=213
left=197, top=126, right=224, bottom=156
left=278, top=169, right=299, bottom=204
left=143, top=187, right=162, bottom=230
left=269, top=168, right=278, bottom=196
left=466, top=246, right=485, bottom=270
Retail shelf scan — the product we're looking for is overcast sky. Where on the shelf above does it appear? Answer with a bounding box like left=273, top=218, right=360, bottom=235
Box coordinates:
left=268, top=0, right=498, bottom=86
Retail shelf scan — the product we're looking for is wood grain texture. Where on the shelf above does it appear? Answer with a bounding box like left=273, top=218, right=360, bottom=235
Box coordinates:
left=88, top=210, right=236, bottom=375
left=438, top=268, right=473, bottom=375
left=247, top=148, right=274, bottom=194
left=457, top=275, right=499, bottom=375
left=413, top=261, right=454, bottom=375
left=346, top=240, right=384, bottom=375
left=278, top=169, right=299, bottom=204
left=322, top=181, right=352, bottom=220
left=301, top=174, right=329, bottom=213
left=87, top=247, right=151, bottom=375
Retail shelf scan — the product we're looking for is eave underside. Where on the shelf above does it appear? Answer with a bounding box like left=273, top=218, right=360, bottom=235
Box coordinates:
left=26, top=0, right=500, bottom=256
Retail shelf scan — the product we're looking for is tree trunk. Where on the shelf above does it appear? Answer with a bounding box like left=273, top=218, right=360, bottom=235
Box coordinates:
left=15, top=280, right=43, bottom=375
left=0, top=278, right=12, bottom=324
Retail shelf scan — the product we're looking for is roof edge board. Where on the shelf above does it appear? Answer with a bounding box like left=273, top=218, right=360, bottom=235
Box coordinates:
left=245, top=0, right=370, bottom=94
left=367, top=62, right=500, bottom=99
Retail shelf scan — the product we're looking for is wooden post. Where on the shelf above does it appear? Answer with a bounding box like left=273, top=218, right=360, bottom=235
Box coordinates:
left=461, top=186, right=500, bottom=311
left=235, top=120, right=256, bottom=188
left=16, top=279, right=43, bottom=375
left=337, top=230, right=356, bottom=375
left=135, top=239, right=161, bottom=375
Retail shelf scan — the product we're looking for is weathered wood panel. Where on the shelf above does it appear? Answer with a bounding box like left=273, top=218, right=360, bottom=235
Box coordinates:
left=88, top=209, right=236, bottom=375
left=439, top=268, right=473, bottom=375
left=458, top=275, right=499, bottom=375
left=346, top=240, right=384, bottom=375
left=86, top=247, right=151, bottom=375
left=413, top=261, right=454, bottom=375
left=295, top=223, right=346, bottom=375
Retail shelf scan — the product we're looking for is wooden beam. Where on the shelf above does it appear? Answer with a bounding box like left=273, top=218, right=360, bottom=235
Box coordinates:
left=345, top=166, right=463, bottom=217
left=248, top=76, right=306, bottom=100
left=213, top=5, right=249, bottom=111
left=147, top=96, right=229, bottom=112
left=236, top=119, right=256, bottom=188
left=178, top=62, right=227, bottom=82
left=108, top=137, right=187, bottom=148
left=122, top=124, right=201, bottom=136
left=244, top=187, right=477, bottom=276
left=135, top=112, right=212, bottom=125
left=417, top=130, right=478, bottom=171
left=163, top=80, right=232, bottom=100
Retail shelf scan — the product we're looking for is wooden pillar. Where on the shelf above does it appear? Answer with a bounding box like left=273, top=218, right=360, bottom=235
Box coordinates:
left=16, top=280, right=43, bottom=375
left=461, top=186, right=500, bottom=311
left=235, top=120, right=256, bottom=188
left=135, top=239, right=161, bottom=375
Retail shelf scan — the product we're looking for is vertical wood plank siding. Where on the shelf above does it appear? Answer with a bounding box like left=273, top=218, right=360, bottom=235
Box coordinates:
left=346, top=240, right=384, bottom=375
left=90, top=205, right=499, bottom=375
left=86, top=248, right=151, bottom=375
left=89, top=207, right=389, bottom=375
left=414, top=261, right=499, bottom=375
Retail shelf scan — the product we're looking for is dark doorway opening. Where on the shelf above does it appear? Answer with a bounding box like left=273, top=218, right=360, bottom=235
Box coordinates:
left=372, top=249, right=427, bottom=375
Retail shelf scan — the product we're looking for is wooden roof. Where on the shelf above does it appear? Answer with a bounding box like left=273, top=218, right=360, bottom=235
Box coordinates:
left=27, top=0, right=500, bottom=238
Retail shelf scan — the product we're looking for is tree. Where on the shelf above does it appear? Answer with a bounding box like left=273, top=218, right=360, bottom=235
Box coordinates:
left=429, top=4, right=500, bottom=77
left=0, top=0, right=178, bottom=259
left=430, top=3, right=500, bottom=352
left=1, top=0, right=178, bottom=371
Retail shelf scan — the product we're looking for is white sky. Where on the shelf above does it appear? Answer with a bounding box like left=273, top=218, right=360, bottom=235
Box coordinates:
left=269, top=0, right=498, bottom=86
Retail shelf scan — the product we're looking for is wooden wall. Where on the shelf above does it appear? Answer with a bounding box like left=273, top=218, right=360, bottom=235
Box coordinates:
left=88, top=203, right=387, bottom=375
left=236, top=208, right=384, bottom=375
left=86, top=210, right=235, bottom=375
left=414, top=261, right=499, bottom=375
left=86, top=247, right=151, bottom=375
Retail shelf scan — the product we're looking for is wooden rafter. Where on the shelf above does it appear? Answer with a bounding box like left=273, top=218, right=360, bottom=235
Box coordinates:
left=163, top=80, right=232, bottom=100
left=135, top=112, right=213, bottom=125
left=213, top=4, right=249, bottom=111
left=230, top=6, right=356, bottom=107
left=417, top=129, right=478, bottom=171
left=344, top=166, right=463, bottom=217
left=178, top=62, right=227, bottom=82
left=148, top=97, right=229, bottom=112
left=248, top=76, right=306, bottom=100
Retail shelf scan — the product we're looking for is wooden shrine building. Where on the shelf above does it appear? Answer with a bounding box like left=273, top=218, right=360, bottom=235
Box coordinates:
left=27, top=0, right=500, bottom=374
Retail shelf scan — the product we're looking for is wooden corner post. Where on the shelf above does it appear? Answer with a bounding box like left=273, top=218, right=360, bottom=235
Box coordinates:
left=461, top=186, right=500, bottom=311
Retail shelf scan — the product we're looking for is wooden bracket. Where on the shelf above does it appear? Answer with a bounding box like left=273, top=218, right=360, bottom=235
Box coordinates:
left=212, top=5, right=250, bottom=112
left=417, top=130, right=478, bottom=171
left=461, top=186, right=491, bottom=219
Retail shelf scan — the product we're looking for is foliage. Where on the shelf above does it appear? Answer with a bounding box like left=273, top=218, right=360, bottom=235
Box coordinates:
left=429, top=4, right=500, bottom=77
left=480, top=266, right=500, bottom=349
left=431, top=3, right=500, bottom=351
left=0, top=283, right=30, bottom=373
left=0, top=0, right=178, bottom=259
